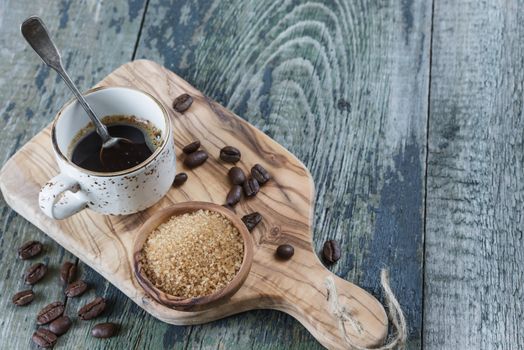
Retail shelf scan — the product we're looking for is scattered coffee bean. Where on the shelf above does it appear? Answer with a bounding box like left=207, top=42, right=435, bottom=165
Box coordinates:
left=276, top=244, right=294, bottom=260
left=12, top=289, right=34, bottom=306
left=25, top=263, right=47, bottom=285
left=37, top=301, right=65, bottom=325
left=226, top=185, right=242, bottom=206
left=182, top=140, right=200, bottom=154
left=228, top=167, right=246, bottom=185
left=241, top=212, right=262, bottom=232
left=251, top=164, right=271, bottom=185
left=172, top=93, right=193, bottom=112
left=220, top=146, right=241, bottom=163
left=18, top=240, right=43, bottom=260
left=322, top=239, right=341, bottom=263
left=49, top=316, right=72, bottom=336
left=60, top=261, right=77, bottom=285
left=243, top=177, right=260, bottom=197
left=78, top=297, right=106, bottom=320
left=91, top=322, right=118, bottom=338
left=64, top=280, right=88, bottom=298
left=184, top=150, right=208, bottom=168
left=32, top=328, right=57, bottom=348
left=172, top=173, right=188, bottom=187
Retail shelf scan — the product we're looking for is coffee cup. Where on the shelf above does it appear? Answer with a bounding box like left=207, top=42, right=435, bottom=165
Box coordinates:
left=39, top=86, right=175, bottom=219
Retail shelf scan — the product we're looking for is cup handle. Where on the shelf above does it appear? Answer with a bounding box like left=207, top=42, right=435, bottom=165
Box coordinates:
left=39, top=173, right=89, bottom=220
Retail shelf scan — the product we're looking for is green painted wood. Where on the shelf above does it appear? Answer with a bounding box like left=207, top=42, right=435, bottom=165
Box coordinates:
left=0, top=0, right=148, bottom=349
left=132, top=0, right=432, bottom=348
left=424, top=1, right=524, bottom=349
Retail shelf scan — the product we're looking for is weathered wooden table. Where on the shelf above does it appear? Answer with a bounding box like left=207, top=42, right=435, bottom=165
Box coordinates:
left=0, top=1, right=522, bottom=349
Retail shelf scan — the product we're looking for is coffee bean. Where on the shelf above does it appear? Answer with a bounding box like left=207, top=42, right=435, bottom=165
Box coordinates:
left=64, top=280, right=88, bottom=298
left=220, top=146, right=241, bottom=163
left=25, top=263, right=47, bottom=285
left=18, top=240, right=43, bottom=260
left=60, top=261, right=77, bottom=285
left=78, top=297, right=106, bottom=320
left=243, top=177, right=260, bottom=197
left=251, top=164, right=271, bottom=185
left=226, top=185, right=242, bottom=206
left=12, top=289, right=34, bottom=306
left=322, top=239, right=341, bottom=263
left=228, top=167, right=246, bottom=185
left=184, top=150, right=208, bottom=168
left=37, top=301, right=64, bottom=325
left=49, top=316, right=72, bottom=336
left=276, top=244, right=294, bottom=260
left=182, top=140, right=200, bottom=154
left=241, top=212, right=262, bottom=232
left=32, top=328, right=57, bottom=348
left=172, top=93, right=193, bottom=112
left=172, top=173, right=188, bottom=187
left=91, top=322, right=118, bottom=338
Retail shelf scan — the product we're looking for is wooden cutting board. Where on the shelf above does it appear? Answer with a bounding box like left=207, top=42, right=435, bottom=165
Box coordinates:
left=0, top=60, right=387, bottom=349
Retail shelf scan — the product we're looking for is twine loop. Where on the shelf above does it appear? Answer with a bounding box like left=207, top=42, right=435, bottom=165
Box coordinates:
left=324, top=269, right=407, bottom=350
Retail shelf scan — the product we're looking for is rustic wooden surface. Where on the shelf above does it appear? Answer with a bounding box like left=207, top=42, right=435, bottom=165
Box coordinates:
left=0, top=59, right=389, bottom=349
left=135, top=1, right=430, bottom=349
left=1, top=0, right=519, bottom=349
left=0, top=1, right=148, bottom=349
left=424, top=1, right=524, bottom=349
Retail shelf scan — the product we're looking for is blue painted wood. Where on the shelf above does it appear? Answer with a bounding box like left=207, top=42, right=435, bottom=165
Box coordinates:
left=0, top=1, right=148, bottom=348
left=425, top=0, right=524, bottom=348
left=133, top=0, right=431, bottom=348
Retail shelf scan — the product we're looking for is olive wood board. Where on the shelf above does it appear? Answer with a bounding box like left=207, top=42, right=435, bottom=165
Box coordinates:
left=0, top=60, right=387, bottom=349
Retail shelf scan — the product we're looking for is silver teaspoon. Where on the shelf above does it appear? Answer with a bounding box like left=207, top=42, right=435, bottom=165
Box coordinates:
left=21, top=16, right=134, bottom=169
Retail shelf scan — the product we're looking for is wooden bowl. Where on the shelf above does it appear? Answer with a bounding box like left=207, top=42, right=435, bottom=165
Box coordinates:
left=133, top=202, right=254, bottom=311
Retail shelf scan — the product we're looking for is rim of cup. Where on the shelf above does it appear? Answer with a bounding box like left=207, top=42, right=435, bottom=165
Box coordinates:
left=51, top=86, right=170, bottom=177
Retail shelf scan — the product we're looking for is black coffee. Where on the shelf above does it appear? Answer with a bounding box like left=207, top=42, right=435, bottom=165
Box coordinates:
left=71, top=123, right=156, bottom=173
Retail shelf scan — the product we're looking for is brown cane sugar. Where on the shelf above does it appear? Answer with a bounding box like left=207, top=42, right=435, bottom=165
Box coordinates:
left=139, top=209, right=244, bottom=298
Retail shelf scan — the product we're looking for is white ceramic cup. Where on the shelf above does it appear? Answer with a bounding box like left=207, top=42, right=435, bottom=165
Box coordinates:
left=39, top=86, right=175, bottom=219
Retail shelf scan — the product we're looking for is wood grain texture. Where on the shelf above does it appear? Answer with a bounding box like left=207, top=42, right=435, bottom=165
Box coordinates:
left=0, top=0, right=147, bottom=349
left=135, top=0, right=432, bottom=348
left=0, top=60, right=389, bottom=350
left=424, top=1, right=524, bottom=349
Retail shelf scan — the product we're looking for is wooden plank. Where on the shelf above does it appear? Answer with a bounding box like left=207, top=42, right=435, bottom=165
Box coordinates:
left=424, top=0, right=524, bottom=348
left=0, top=1, right=147, bottom=349
left=133, top=0, right=433, bottom=348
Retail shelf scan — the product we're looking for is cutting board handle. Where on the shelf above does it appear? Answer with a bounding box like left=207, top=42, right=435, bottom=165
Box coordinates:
left=272, top=253, right=389, bottom=349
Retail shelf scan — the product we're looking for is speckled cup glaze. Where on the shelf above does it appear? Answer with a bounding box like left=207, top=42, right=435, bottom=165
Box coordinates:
left=39, top=86, right=175, bottom=220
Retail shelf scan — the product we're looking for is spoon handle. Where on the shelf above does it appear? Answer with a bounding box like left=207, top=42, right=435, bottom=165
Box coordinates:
left=21, top=16, right=111, bottom=143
